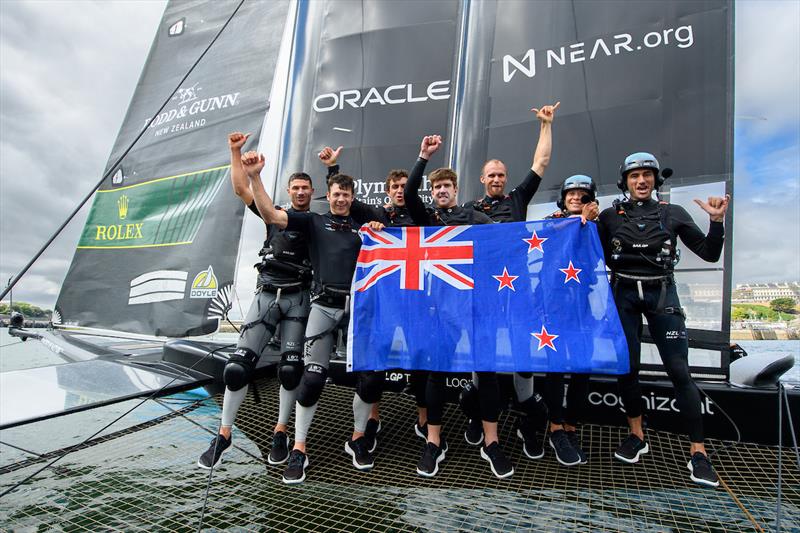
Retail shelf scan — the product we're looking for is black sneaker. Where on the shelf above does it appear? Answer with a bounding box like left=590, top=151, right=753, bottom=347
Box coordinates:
left=345, top=437, right=375, bottom=471
left=364, top=418, right=381, bottom=453
left=282, top=450, right=309, bottom=484
left=268, top=431, right=290, bottom=465
left=566, top=430, right=588, bottom=464
left=417, top=441, right=446, bottom=477
left=197, top=433, right=231, bottom=469
left=414, top=421, right=428, bottom=440
left=480, top=442, right=514, bottom=479
left=464, top=418, right=484, bottom=446
left=687, top=452, right=720, bottom=488
left=516, top=418, right=544, bottom=459
left=614, top=433, right=649, bottom=464
left=549, top=429, right=581, bottom=466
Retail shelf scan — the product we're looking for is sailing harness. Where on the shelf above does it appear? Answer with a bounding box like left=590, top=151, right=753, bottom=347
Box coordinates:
left=609, top=199, right=683, bottom=316
left=305, top=284, right=351, bottom=344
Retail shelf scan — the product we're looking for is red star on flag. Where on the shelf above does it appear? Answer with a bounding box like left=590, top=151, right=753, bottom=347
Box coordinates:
left=531, top=325, right=559, bottom=351
left=523, top=230, right=548, bottom=253
left=492, top=267, right=519, bottom=291
left=559, top=261, right=582, bottom=283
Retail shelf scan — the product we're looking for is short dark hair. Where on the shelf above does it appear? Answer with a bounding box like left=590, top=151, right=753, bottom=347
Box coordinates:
left=385, top=169, right=408, bottom=189
left=288, top=172, right=312, bottom=186
left=327, top=173, right=354, bottom=192
left=429, top=167, right=458, bottom=187
left=481, top=159, right=506, bottom=176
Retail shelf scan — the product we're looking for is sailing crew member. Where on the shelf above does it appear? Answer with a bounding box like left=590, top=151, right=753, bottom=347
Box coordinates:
left=316, top=147, right=421, bottom=465
left=461, top=102, right=557, bottom=462
left=541, top=174, right=599, bottom=466
left=404, top=135, right=517, bottom=479
left=597, top=152, right=729, bottom=487
left=241, top=149, right=385, bottom=484
left=197, top=133, right=313, bottom=471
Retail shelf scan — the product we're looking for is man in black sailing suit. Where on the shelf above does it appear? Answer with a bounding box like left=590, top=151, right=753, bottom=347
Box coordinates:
left=460, top=102, right=557, bottom=464
left=316, top=146, right=423, bottom=468
left=597, top=152, right=729, bottom=487
left=197, top=133, right=314, bottom=470
left=242, top=149, right=385, bottom=484
left=403, top=135, right=518, bottom=479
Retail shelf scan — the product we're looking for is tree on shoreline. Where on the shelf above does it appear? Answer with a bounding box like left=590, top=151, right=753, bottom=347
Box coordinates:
left=0, top=302, right=52, bottom=319
left=770, top=297, right=797, bottom=315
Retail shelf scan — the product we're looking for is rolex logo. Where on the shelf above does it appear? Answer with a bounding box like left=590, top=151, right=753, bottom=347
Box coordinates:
left=118, top=195, right=129, bottom=219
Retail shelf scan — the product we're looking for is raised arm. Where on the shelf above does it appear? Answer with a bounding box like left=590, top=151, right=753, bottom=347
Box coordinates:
left=228, top=132, right=252, bottom=204
left=318, top=145, right=386, bottom=224
left=529, top=101, right=558, bottom=177
left=242, top=150, right=288, bottom=229
left=404, top=135, right=442, bottom=225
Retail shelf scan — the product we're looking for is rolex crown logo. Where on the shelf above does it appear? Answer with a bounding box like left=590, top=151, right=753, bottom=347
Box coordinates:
left=118, top=195, right=129, bottom=219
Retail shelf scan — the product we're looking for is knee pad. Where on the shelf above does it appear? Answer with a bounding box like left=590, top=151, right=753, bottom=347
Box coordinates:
left=278, top=351, right=303, bottom=391
left=356, top=371, right=384, bottom=404
left=223, top=347, right=259, bottom=391
left=459, top=381, right=481, bottom=419
left=296, top=363, right=328, bottom=407
left=519, top=393, right=548, bottom=426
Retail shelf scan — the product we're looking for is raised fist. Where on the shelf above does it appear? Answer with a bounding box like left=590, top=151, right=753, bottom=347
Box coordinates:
left=318, top=145, right=343, bottom=167
left=531, top=101, right=560, bottom=124
left=419, top=135, right=443, bottom=159
left=228, top=132, right=250, bottom=151
left=241, top=150, right=265, bottom=178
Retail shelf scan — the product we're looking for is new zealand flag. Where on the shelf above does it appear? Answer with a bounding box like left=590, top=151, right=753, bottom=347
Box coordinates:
left=347, top=218, right=629, bottom=374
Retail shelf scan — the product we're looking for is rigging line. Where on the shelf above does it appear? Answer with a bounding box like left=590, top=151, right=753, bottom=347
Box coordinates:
left=777, top=383, right=783, bottom=533
left=0, top=399, right=206, bottom=476
left=0, top=0, right=247, bottom=303
left=693, top=383, right=741, bottom=462
left=781, top=384, right=800, bottom=470
left=0, top=340, right=24, bottom=349
left=152, top=399, right=263, bottom=463
left=0, top=343, right=235, bottom=499
left=0, top=440, right=44, bottom=458
left=718, top=476, right=765, bottom=533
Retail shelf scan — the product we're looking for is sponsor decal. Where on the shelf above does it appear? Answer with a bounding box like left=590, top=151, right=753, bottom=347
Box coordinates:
left=79, top=166, right=228, bottom=250
left=502, top=25, right=695, bottom=83
left=190, top=265, right=219, bottom=299
left=128, top=270, right=188, bottom=305
left=313, top=80, right=451, bottom=113
left=95, top=194, right=143, bottom=241
left=207, top=283, right=233, bottom=320
left=587, top=390, right=715, bottom=415
left=142, top=82, right=241, bottom=137
left=354, top=174, right=432, bottom=204
left=168, top=18, right=185, bottom=37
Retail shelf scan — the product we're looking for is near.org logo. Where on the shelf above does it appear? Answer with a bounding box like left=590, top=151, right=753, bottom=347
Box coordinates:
left=502, top=25, right=694, bottom=83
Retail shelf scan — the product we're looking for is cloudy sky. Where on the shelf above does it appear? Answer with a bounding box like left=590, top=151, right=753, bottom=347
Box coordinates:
left=1, top=0, right=799, bottom=312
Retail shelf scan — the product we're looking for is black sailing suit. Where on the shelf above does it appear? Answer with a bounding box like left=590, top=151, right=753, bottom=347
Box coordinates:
left=597, top=198, right=724, bottom=442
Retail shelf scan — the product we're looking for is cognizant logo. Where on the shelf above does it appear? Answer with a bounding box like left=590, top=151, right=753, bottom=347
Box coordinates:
left=503, top=25, right=695, bottom=83
left=588, top=390, right=715, bottom=415
left=313, top=81, right=451, bottom=112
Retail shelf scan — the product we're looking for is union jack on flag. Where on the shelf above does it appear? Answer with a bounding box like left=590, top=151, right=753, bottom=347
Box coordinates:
left=354, top=226, right=474, bottom=292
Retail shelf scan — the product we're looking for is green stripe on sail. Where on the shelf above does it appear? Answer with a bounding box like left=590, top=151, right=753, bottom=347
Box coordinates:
left=77, top=166, right=230, bottom=249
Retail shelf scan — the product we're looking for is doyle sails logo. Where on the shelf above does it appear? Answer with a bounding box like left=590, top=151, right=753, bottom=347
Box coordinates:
left=502, top=25, right=694, bottom=83
left=313, top=80, right=450, bottom=113
left=143, top=83, right=241, bottom=137
left=190, top=265, right=218, bottom=299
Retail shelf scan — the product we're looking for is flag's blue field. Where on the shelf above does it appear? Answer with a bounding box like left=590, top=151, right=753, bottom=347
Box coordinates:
left=347, top=218, right=629, bottom=374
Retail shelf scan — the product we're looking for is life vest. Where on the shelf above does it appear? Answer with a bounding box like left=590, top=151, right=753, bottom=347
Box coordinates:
left=608, top=200, right=679, bottom=274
